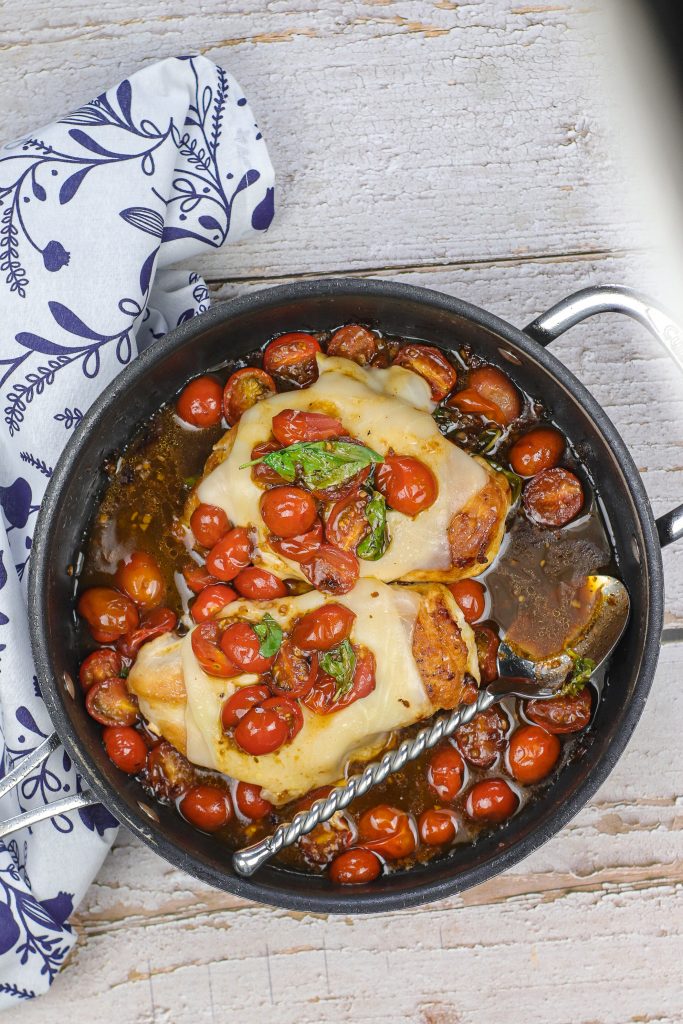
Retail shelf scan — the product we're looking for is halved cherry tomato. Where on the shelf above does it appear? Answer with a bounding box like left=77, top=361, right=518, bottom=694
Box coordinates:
left=465, top=778, right=518, bottom=823
left=233, top=567, right=288, bottom=600
left=221, top=683, right=272, bottom=730
left=467, top=366, right=521, bottom=425
left=523, top=467, right=584, bottom=527
left=102, top=726, right=147, bottom=773
left=418, top=808, right=458, bottom=846
left=375, top=455, right=437, bottom=516
left=250, top=440, right=285, bottom=486
left=78, top=587, right=139, bottom=644
left=260, top=486, right=318, bottom=539
left=270, top=640, right=318, bottom=698
left=263, top=333, right=321, bottom=386
left=190, top=503, right=230, bottom=548
left=85, top=676, right=139, bottom=727
left=447, top=579, right=486, bottom=623
left=525, top=687, right=592, bottom=734
left=508, top=426, right=565, bottom=478
left=455, top=706, right=508, bottom=768
left=447, top=388, right=509, bottom=425
left=235, top=781, right=274, bottom=820
left=222, top=367, right=276, bottom=425
left=220, top=621, right=275, bottom=673
left=427, top=744, right=465, bottom=801
left=180, top=784, right=232, bottom=832
left=474, top=624, right=500, bottom=684
left=327, top=325, right=383, bottom=366
left=177, top=375, right=223, bottom=427
left=142, top=741, right=197, bottom=800
left=358, top=805, right=417, bottom=861
left=507, top=724, right=560, bottom=784
left=291, top=603, right=356, bottom=651
left=269, top=521, right=324, bottom=564
left=79, top=649, right=124, bottom=691
left=182, top=562, right=219, bottom=594
left=295, top=787, right=355, bottom=865
left=302, top=648, right=376, bottom=714
left=393, top=344, right=457, bottom=401
left=116, top=551, right=165, bottom=610
left=325, top=489, right=370, bottom=551
left=191, top=621, right=238, bottom=678
left=233, top=704, right=290, bottom=755
left=206, top=527, right=252, bottom=581
left=329, top=847, right=383, bottom=884
left=117, top=606, right=178, bottom=659
left=191, top=584, right=237, bottom=623
left=271, top=409, right=343, bottom=446
left=301, top=544, right=360, bottom=594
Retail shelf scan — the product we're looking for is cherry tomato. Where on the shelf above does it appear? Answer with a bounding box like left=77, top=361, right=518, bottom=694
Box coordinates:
left=79, top=649, right=124, bottom=691
left=418, top=808, right=458, bottom=846
left=291, top=603, right=356, bottom=651
left=447, top=579, right=486, bottom=623
left=523, top=467, right=584, bottom=527
left=235, top=781, right=273, bottom=820
left=301, top=544, right=360, bottom=595
left=526, top=687, right=592, bottom=734
left=250, top=440, right=285, bottom=486
left=142, top=740, right=197, bottom=800
left=180, top=784, right=232, bottom=832
left=206, top=527, right=252, bottom=581
left=327, top=325, right=383, bottom=366
left=223, top=367, right=276, bottom=425
left=260, top=486, right=318, bottom=538
left=115, top=552, right=165, bottom=610
left=509, top=426, right=565, bottom=477
left=263, top=333, right=322, bottom=386
left=375, top=455, right=437, bottom=516
left=427, top=745, right=465, bottom=801
left=176, top=375, right=223, bottom=427
left=358, top=805, right=417, bottom=861
left=271, top=409, right=343, bottom=445
left=269, top=521, right=324, bottom=563
left=455, top=706, right=509, bottom=768
left=448, top=388, right=509, bottom=425
left=85, top=676, right=139, bottom=727
left=78, top=587, right=139, bottom=643
left=468, top=366, right=522, bottom=425
left=329, top=848, right=383, bottom=884
left=393, top=344, right=457, bottom=400
left=465, top=779, right=518, bottom=823
left=507, top=724, right=560, bottom=784
left=261, top=695, right=304, bottom=741
left=190, top=503, right=230, bottom=548
left=191, top=584, right=237, bottom=623
left=233, top=704, right=290, bottom=755
left=191, top=621, right=239, bottom=677
left=102, top=726, right=147, bottom=774
left=295, top=787, right=354, bottom=865
left=474, top=624, right=500, bottom=684
left=221, top=683, right=272, bottom=730
left=270, top=640, right=318, bottom=698
left=220, top=621, right=275, bottom=673
left=302, top=648, right=376, bottom=714
left=182, top=562, right=219, bottom=594
left=325, top=489, right=370, bottom=551
left=233, top=567, right=288, bottom=600
left=117, top=606, right=177, bottom=659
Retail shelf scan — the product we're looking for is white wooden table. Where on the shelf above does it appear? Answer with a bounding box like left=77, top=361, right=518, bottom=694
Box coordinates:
left=2, top=2, right=682, bottom=1021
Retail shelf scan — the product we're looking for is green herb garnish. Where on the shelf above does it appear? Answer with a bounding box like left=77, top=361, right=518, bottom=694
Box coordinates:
left=183, top=474, right=199, bottom=489
left=487, top=460, right=522, bottom=505
left=241, top=440, right=384, bottom=491
left=561, top=648, right=596, bottom=696
left=476, top=426, right=503, bottom=454
left=357, top=490, right=389, bottom=561
left=320, top=639, right=357, bottom=699
left=252, top=613, right=283, bottom=658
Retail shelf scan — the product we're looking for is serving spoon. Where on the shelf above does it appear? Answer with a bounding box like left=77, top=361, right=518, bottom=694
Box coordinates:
left=232, top=574, right=629, bottom=878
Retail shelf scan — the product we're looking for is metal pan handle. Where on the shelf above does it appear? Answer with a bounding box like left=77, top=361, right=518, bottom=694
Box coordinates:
left=525, top=285, right=683, bottom=549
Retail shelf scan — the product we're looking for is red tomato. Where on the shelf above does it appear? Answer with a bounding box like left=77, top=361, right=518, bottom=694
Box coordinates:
left=233, top=567, right=288, bottom=600
left=427, top=745, right=465, bottom=801
left=190, top=503, right=230, bottom=548
left=327, top=325, right=383, bottom=366
left=465, top=779, right=518, bottom=823
left=300, top=544, right=359, bottom=594
left=78, top=587, right=139, bottom=643
left=467, top=366, right=522, bottom=425
left=507, top=725, right=560, bottom=784
left=291, top=603, right=356, bottom=651
left=263, top=333, right=321, bottom=386
left=358, top=805, right=417, bottom=860
left=115, top=551, right=165, bottom=610
left=270, top=640, right=318, bottom=698
left=261, top=695, right=304, bottom=741
left=206, top=527, right=252, bottom=581
left=509, top=426, right=565, bottom=477
left=234, top=781, right=273, bottom=820
left=233, top=704, right=290, bottom=755
left=271, top=409, right=344, bottom=445
left=117, top=606, right=177, bottom=659
left=325, top=488, right=370, bottom=551
left=250, top=440, right=285, bottom=486
left=220, top=621, right=275, bottom=673
left=177, top=375, right=223, bottom=427
left=375, top=455, right=438, bottom=516
left=142, top=741, right=197, bottom=800
left=269, top=521, right=324, bottom=563
left=182, top=562, right=219, bottom=594
left=102, top=726, right=147, bottom=774
left=475, top=624, right=500, bottom=684
left=393, top=344, right=457, bottom=400
left=180, top=784, right=232, bottom=832
left=447, top=388, right=509, bottom=425
left=447, top=579, right=486, bottom=623
left=221, top=683, right=272, bottom=730
left=79, top=649, right=124, bottom=691
left=523, top=468, right=584, bottom=527
left=302, top=648, right=376, bottom=715
left=222, top=367, right=276, bottom=425
left=418, top=808, right=458, bottom=846
left=85, top=676, right=139, bottom=727
left=329, top=848, right=383, bottom=885
left=260, top=486, right=318, bottom=538
left=455, top=706, right=508, bottom=768
left=191, top=584, right=237, bottom=623
left=525, top=687, right=592, bottom=734
left=191, top=621, right=239, bottom=677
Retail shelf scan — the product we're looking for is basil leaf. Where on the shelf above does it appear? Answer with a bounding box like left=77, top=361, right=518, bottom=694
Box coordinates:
left=561, top=648, right=595, bottom=696
left=252, top=613, right=283, bottom=658
left=320, top=639, right=357, bottom=699
left=357, top=490, right=389, bottom=561
left=241, top=440, right=383, bottom=491
left=487, top=459, right=522, bottom=505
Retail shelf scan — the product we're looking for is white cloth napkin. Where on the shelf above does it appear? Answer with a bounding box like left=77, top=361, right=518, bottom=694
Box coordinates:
left=0, top=55, right=274, bottom=1006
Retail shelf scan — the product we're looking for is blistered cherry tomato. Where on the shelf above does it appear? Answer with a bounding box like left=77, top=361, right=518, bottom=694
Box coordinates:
left=190, top=503, right=230, bottom=548
left=260, top=486, right=318, bottom=539
left=191, top=621, right=238, bottom=678
left=427, top=745, right=465, bottom=801
left=507, top=724, right=560, bottom=784
left=271, top=409, right=343, bottom=446
left=418, top=808, right=458, bottom=846
left=180, top=784, right=232, bottom=832
left=330, top=847, right=383, bottom=884
left=376, top=455, right=437, bottom=516
left=117, top=606, right=177, bottom=659
left=467, top=366, right=522, bottom=425
left=142, top=741, right=197, bottom=800
left=222, top=367, right=276, bottom=425
left=455, top=706, right=508, bottom=768
left=526, top=687, right=592, bottom=734
left=270, top=640, right=318, bottom=698
left=233, top=704, right=290, bottom=755
left=261, top=695, right=304, bottom=741
left=301, top=544, right=360, bottom=595
left=263, top=333, right=321, bottom=386
left=509, top=426, right=565, bottom=477
left=291, top=603, right=356, bottom=651
left=102, top=726, right=147, bottom=774
left=327, top=325, right=383, bottom=366
left=475, top=624, right=500, bottom=684
left=250, top=440, right=285, bottom=486
left=177, top=375, right=223, bottom=427
left=233, top=566, right=288, bottom=600
left=79, top=649, right=124, bottom=691
left=448, top=388, right=509, bottom=424
left=86, top=676, right=139, bottom=727
left=235, top=781, right=273, bottom=820
left=191, top=584, right=237, bottom=623
left=182, top=562, right=219, bottom=594
left=206, top=527, right=252, bottom=581
left=465, top=779, right=518, bottom=823
left=523, top=467, right=584, bottom=527
left=78, top=587, right=139, bottom=643
left=220, top=621, right=275, bottom=673
left=269, top=521, right=324, bottom=563
left=393, top=344, right=457, bottom=400
left=325, top=489, right=370, bottom=551
left=447, top=579, right=486, bottom=623
left=115, top=551, right=165, bottom=610
left=221, top=683, right=272, bottom=730
left=302, top=648, right=376, bottom=714
left=358, top=805, right=417, bottom=861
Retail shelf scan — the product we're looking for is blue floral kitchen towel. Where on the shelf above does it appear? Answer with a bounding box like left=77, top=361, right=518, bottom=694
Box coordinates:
left=0, top=55, right=274, bottom=1005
